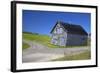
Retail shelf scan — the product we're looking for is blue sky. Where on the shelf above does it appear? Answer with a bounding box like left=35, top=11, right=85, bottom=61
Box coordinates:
left=23, top=10, right=91, bottom=35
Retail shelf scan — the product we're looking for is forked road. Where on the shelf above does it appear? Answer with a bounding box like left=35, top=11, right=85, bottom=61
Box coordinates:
left=22, top=40, right=90, bottom=63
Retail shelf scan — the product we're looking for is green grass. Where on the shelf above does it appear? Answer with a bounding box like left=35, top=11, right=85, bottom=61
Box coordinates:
left=22, top=42, right=30, bottom=50
left=52, top=51, right=91, bottom=61
left=23, top=32, right=61, bottom=48
left=23, top=32, right=88, bottom=48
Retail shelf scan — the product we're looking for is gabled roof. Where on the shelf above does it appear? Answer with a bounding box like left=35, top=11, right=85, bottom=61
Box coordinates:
left=50, top=21, right=88, bottom=35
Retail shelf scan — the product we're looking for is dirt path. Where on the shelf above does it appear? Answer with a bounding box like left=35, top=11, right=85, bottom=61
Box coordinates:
left=22, top=40, right=90, bottom=63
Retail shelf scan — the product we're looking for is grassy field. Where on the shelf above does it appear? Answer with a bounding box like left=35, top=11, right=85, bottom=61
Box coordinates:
left=23, top=32, right=63, bottom=48
left=23, top=32, right=89, bottom=48
left=52, top=51, right=91, bottom=61
left=22, top=42, right=30, bottom=50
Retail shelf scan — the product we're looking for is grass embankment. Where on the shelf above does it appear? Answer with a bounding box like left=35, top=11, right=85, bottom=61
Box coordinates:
left=22, top=42, right=30, bottom=50
left=23, top=32, right=60, bottom=48
left=52, top=51, right=91, bottom=61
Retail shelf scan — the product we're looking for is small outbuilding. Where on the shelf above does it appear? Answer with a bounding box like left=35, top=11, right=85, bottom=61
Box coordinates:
left=50, top=21, right=88, bottom=46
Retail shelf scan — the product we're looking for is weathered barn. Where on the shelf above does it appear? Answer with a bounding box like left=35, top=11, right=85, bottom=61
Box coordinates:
left=50, top=21, right=88, bottom=46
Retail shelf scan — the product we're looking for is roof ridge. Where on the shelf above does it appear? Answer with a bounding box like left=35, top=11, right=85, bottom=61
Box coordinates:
left=57, top=21, right=81, bottom=26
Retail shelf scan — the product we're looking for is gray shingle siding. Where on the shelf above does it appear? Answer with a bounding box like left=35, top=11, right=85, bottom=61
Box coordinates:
left=50, top=21, right=88, bottom=46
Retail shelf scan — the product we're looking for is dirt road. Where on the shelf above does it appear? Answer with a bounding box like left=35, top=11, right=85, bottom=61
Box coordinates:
left=22, top=40, right=90, bottom=63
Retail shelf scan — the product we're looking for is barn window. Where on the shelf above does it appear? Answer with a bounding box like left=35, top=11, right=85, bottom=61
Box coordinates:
left=52, top=39, right=57, bottom=44
left=57, top=28, right=63, bottom=34
left=59, top=28, right=63, bottom=33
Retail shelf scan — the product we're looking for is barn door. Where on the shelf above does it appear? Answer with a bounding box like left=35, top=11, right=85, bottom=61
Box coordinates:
left=59, top=37, right=65, bottom=46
